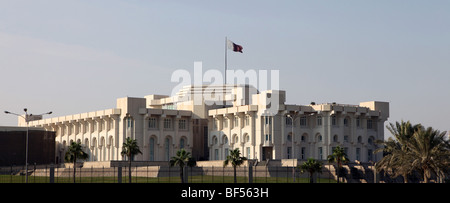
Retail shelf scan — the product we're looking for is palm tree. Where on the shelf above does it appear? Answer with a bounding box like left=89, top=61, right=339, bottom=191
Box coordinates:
left=169, top=149, right=196, bottom=183
left=121, top=137, right=142, bottom=183
left=64, top=141, right=89, bottom=183
left=375, top=137, right=414, bottom=183
left=299, top=158, right=323, bottom=183
left=327, top=145, right=349, bottom=183
left=407, top=126, right=449, bottom=183
left=375, top=120, right=420, bottom=183
left=223, top=149, right=247, bottom=183
left=376, top=121, right=450, bottom=183
left=386, top=120, right=420, bottom=142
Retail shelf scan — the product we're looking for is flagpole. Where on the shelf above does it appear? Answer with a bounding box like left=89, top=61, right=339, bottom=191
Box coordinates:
left=225, top=36, right=227, bottom=85
left=224, top=36, right=227, bottom=107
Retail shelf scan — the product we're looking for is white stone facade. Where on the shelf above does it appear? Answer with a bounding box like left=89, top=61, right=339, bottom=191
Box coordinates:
left=207, top=90, right=389, bottom=163
left=21, top=97, right=193, bottom=164
left=19, top=84, right=389, bottom=164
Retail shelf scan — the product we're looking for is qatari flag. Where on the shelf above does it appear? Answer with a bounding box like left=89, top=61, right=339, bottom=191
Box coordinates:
left=227, top=39, right=243, bottom=53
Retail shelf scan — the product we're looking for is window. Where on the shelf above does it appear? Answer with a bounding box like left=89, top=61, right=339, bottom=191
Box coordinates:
left=318, top=147, right=323, bottom=160
left=285, top=116, right=292, bottom=126
left=164, top=118, right=172, bottom=129
left=287, top=134, right=292, bottom=142
left=318, top=135, right=322, bottom=142
left=265, top=134, right=272, bottom=141
left=149, top=138, right=155, bottom=161
left=223, top=136, right=228, bottom=145
left=245, top=115, right=250, bottom=126
left=126, top=118, right=132, bottom=128
left=109, top=120, right=114, bottom=130
left=333, top=135, right=338, bottom=142
left=356, top=117, right=360, bottom=127
left=287, top=147, right=292, bottom=159
left=368, top=137, right=374, bottom=145
left=163, top=104, right=176, bottom=110
left=317, top=116, right=322, bottom=126
left=165, top=138, right=170, bottom=161
left=300, top=116, right=307, bottom=126
left=148, top=117, right=157, bottom=129
left=301, top=147, right=306, bottom=159
left=234, top=116, right=239, bottom=128
left=179, top=119, right=187, bottom=130
left=180, top=138, right=185, bottom=149
left=356, top=148, right=361, bottom=160
left=264, top=116, right=272, bottom=125
left=301, top=135, right=305, bottom=142
left=357, top=136, right=362, bottom=143
left=224, top=148, right=229, bottom=158
left=344, top=118, right=349, bottom=127
left=367, top=119, right=373, bottom=129
left=331, top=116, right=337, bottom=126
left=246, top=147, right=250, bottom=159
left=213, top=136, right=218, bottom=145
left=215, top=149, right=219, bottom=160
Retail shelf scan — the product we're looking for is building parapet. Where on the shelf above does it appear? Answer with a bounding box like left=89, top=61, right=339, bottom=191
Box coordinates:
left=20, top=108, right=121, bottom=127
left=208, top=105, right=258, bottom=116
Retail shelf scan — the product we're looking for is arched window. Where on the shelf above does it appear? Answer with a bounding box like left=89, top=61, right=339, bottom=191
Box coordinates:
left=165, top=137, right=171, bottom=161
left=233, top=134, right=239, bottom=144
left=149, top=137, right=155, bottom=161
left=368, top=136, right=374, bottom=145
left=344, top=117, right=351, bottom=127
left=180, top=138, right=185, bottom=149
left=287, top=133, right=292, bottom=142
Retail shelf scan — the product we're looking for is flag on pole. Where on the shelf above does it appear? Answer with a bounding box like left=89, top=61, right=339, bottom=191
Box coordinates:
left=227, top=39, right=243, bottom=53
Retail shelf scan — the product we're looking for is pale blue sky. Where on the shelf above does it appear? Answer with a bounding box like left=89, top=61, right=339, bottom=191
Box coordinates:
left=1, top=0, right=449, bottom=138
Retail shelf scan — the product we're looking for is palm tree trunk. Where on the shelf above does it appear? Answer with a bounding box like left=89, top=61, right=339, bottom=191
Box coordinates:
left=234, top=166, right=237, bottom=183
left=180, top=166, right=185, bottom=183
left=423, top=169, right=430, bottom=183
left=336, top=165, right=340, bottom=184
left=309, top=172, right=313, bottom=183
left=129, top=156, right=132, bottom=183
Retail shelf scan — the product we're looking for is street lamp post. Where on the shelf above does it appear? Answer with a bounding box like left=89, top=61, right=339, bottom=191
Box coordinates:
left=287, top=112, right=298, bottom=183
left=4, top=108, right=52, bottom=183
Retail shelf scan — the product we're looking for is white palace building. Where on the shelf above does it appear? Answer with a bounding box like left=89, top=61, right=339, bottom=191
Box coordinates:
left=19, top=85, right=389, bottom=164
